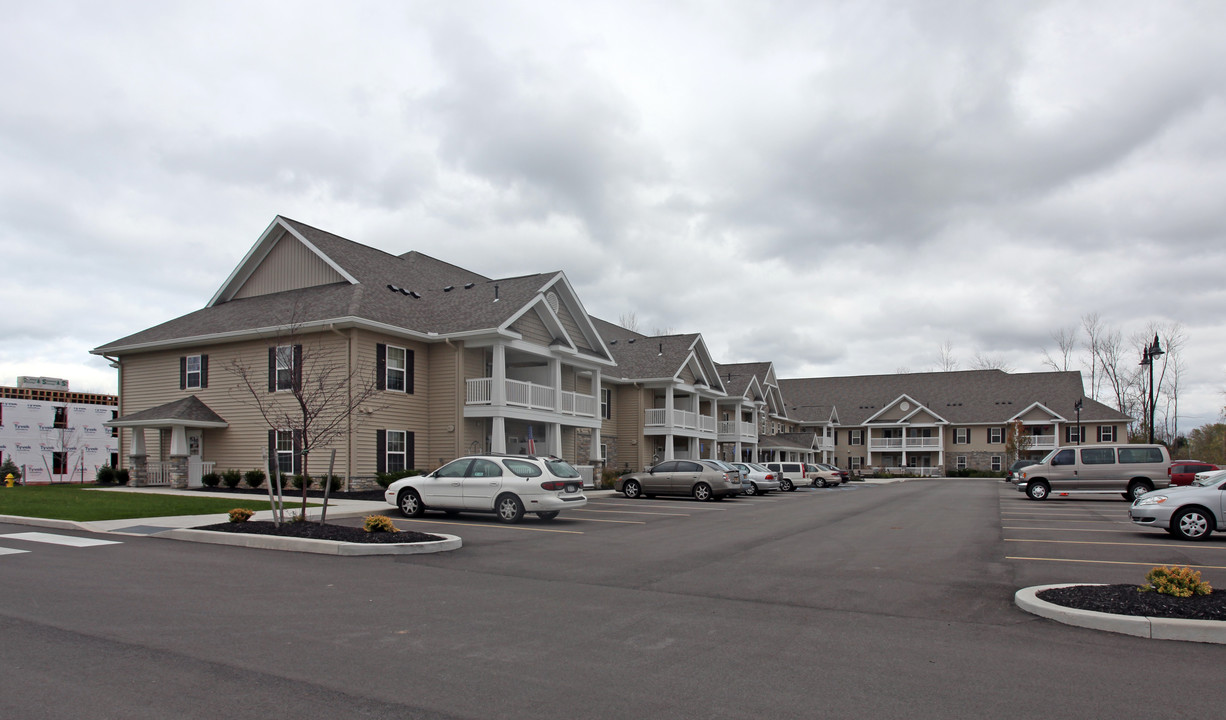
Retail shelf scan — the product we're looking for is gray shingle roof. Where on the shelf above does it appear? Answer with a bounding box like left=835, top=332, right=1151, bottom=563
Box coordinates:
left=95, top=217, right=583, bottom=353
left=592, top=317, right=704, bottom=381
left=108, top=395, right=227, bottom=426
left=779, top=370, right=1131, bottom=426
left=715, top=362, right=774, bottom=398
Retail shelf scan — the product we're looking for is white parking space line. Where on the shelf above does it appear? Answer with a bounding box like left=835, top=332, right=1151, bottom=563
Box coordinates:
left=0, top=532, right=121, bottom=547
left=573, top=508, right=692, bottom=517
left=1006, top=556, right=1226, bottom=570
left=1005, top=538, right=1226, bottom=550
left=567, top=517, right=647, bottom=524
left=389, top=518, right=584, bottom=534
left=1002, top=526, right=1131, bottom=533
left=0, top=546, right=31, bottom=556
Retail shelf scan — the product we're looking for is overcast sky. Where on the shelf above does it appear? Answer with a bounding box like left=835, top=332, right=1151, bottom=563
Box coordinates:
left=3, top=1, right=1224, bottom=430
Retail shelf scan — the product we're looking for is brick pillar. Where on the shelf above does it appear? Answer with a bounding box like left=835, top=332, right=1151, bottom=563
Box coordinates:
left=129, top=454, right=148, bottom=487
left=169, top=455, right=189, bottom=489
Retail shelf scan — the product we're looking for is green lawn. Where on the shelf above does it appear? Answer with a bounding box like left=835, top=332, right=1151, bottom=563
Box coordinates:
left=0, top=484, right=288, bottom=522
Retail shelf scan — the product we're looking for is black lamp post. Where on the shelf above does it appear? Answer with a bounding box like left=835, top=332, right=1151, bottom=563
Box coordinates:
left=1139, top=334, right=1164, bottom=444
left=1074, top=398, right=1082, bottom=446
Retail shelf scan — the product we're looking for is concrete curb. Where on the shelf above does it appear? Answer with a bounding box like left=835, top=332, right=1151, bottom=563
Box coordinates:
left=1015, top=584, right=1226, bottom=644
left=159, top=528, right=462, bottom=556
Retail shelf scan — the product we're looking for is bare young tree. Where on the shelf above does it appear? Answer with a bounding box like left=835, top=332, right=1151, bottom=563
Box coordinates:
left=618, top=311, right=640, bottom=332
left=971, top=352, right=1014, bottom=372
left=226, top=319, right=386, bottom=518
left=1081, top=313, right=1104, bottom=401
left=934, top=339, right=958, bottom=372
left=1041, top=326, right=1077, bottom=372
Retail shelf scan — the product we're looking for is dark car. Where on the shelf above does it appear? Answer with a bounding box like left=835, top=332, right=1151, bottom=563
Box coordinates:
left=1168, top=460, right=1220, bottom=487
left=1006, top=459, right=1037, bottom=483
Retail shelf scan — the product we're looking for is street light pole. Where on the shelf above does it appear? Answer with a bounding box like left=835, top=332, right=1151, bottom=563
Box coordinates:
left=1074, top=398, right=1082, bottom=446
left=1140, top=334, right=1164, bottom=445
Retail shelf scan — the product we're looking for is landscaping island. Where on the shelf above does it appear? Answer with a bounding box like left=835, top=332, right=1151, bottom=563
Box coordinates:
left=1038, top=584, right=1226, bottom=621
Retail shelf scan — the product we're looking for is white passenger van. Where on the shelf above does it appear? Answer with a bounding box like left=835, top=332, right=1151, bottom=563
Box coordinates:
left=1014, top=444, right=1170, bottom=501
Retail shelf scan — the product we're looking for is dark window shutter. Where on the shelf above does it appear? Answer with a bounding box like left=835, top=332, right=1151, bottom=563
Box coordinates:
left=376, top=430, right=387, bottom=474
left=406, top=349, right=415, bottom=394
left=180, top=356, right=187, bottom=390
left=268, top=348, right=276, bottom=392
left=292, top=345, right=303, bottom=393
left=268, top=429, right=276, bottom=473
left=406, top=431, right=415, bottom=471
left=200, top=355, right=208, bottom=388
left=293, top=430, right=302, bottom=475
left=376, top=344, right=387, bottom=391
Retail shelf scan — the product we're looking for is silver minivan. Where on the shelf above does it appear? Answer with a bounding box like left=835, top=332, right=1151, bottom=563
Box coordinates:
left=1015, top=444, right=1170, bottom=501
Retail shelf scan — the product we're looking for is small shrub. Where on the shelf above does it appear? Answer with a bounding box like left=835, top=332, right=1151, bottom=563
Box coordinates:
left=244, top=469, right=266, bottom=489
left=290, top=474, right=313, bottom=490
left=221, top=468, right=243, bottom=489
left=1141, top=565, right=1212, bottom=598
left=376, top=469, right=420, bottom=489
left=95, top=464, right=116, bottom=485
left=228, top=507, right=254, bottom=523
left=0, top=457, right=22, bottom=483
left=115, top=468, right=130, bottom=486
left=201, top=472, right=222, bottom=488
left=364, top=515, right=399, bottom=533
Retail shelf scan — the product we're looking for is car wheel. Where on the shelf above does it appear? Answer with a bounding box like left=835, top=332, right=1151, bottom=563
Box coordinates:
left=815, top=478, right=828, bottom=488
left=537, top=511, right=559, bottom=521
left=397, top=489, right=424, bottom=517
left=745, top=483, right=759, bottom=496
left=495, top=494, right=525, bottom=523
left=779, top=478, right=794, bottom=492
left=1026, top=481, right=1049, bottom=501
left=1172, top=507, right=1213, bottom=541
left=623, top=480, right=642, bottom=499
left=1127, top=481, right=1154, bottom=501
left=693, top=482, right=713, bottom=501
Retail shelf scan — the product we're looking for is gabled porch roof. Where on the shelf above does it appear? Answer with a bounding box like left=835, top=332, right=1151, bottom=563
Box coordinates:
left=106, top=396, right=229, bottom=429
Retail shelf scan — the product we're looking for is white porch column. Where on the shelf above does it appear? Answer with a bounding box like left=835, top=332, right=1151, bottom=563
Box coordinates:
left=491, top=417, right=506, bottom=453
left=938, top=426, right=945, bottom=472
left=550, top=358, right=561, bottom=412
left=591, top=427, right=602, bottom=462
left=548, top=422, right=561, bottom=457
left=169, top=425, right=188, bottom=456
left=131, top=427, right=146, bottom=456
left=492, top=344, right=507, bottom=406
left=665, top=386, right=675, bottom=428
left=734, top=440, right=741, bottom=463
left=664, top=433, right=674, bottom=461
left=593, top=369, right=603, bottom=420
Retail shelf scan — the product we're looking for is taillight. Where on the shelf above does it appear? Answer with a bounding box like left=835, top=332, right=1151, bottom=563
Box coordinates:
left=765, top=473, right=774, bottom=480
left=541, top=481, right=568, bottom=491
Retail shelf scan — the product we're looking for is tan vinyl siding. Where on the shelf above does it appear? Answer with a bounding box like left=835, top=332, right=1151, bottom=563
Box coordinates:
left=562, top=426, right=576, bottom=464
left=561, top=366, right=577, bottom=393
left=512, top=309, right=553, bottom=346
left=554, top=301, right=593, bottom=354
left=352, top=329, right=431, bottom=475
left=117, top=332, right=353, bottom=476
left=1020, top=407, right=1053, bottom=422
left=463, top=346, right=487, bottom=381
left=426, top=341, right=461, bottom=468
left=232, top=230, right=347, bottom=299
left=679, top=366, right=696, bottom=385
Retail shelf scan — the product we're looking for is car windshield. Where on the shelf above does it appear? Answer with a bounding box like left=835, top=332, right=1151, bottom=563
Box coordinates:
left=545, top=459, right=581, bottom=478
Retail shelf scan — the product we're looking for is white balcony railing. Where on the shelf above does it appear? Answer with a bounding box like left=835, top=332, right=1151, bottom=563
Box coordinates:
left=464, top=377, right=596, bottom=418
left=718, top=420, right=757, bottom=439
left=1027, top=434, right=1056, bottom=448
left=869, top=437, right=941, bottom=450
left=646, top=408, right=717, bottom=433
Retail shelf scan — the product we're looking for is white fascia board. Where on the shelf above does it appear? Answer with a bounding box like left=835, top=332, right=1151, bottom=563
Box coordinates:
left=106, top=419, right=229, bottom=429
left=540, top=273, right=616, bottom=363
left=92, top=317, right=485, bottom=356
left=862, top=394, right=924, bottom=424
left=1009, top=402, right=1066, bottom=423
left=900, top=406, right=950, bottom=425
left=207, top=217, right=358, bottom=308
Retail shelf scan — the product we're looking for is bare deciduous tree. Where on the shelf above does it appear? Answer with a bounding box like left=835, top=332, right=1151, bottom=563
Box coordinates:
left=618, top=312, right=639, bottom=332
left=934, top=339, right=958, bottom=372
left=1041, top=326, right=1077, bottom=372
left=971, top=352, right=1014, bottom=372
left=226, top=319, right=386, bottom=518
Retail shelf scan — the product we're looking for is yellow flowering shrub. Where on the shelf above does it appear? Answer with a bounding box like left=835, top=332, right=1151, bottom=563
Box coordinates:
left=228, top=508, right=254, bottom=523
left=1141, top=565, right=1212, bottom=597
left=364, top=515, right=399, bottom=533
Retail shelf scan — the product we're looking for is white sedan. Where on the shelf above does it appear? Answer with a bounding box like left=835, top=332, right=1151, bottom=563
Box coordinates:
left=731, top=462, right=782, bottom=496
left=385, top=455, right=587, bottom=523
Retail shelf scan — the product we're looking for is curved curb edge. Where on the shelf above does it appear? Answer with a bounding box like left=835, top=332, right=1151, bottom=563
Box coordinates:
left=159, top=528, right=462, bottom=555
left=1016, top=584, right=1226, bottom=644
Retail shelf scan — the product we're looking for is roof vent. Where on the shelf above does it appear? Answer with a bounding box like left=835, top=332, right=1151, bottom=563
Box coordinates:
left=494, top=284, right=499, bottom=302
left=658, top=343, right=664, bottom=356
left=627, top=338, right=636, bottom=344
left=465, top=283, right=475, bottom=289
left=399, top=288, right=410, bottom=295
left=408, top=291, right=421, bottom=299
left=609, top=340, right=618, bottom=345
left=443, top=286, right=454, bottom=292
left=387, top=285, right=399, bottom=292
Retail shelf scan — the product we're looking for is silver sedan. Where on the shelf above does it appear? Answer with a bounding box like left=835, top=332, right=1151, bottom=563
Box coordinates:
left=731, top=462, right=781, bottom=496
left=1129, top=469, right=1226, bottom=540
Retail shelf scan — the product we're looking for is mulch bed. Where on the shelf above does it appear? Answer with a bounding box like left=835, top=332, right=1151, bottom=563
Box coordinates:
left=196, top=520, right=443, bottom=544
left=1038, top=584, right=1226, bottom=621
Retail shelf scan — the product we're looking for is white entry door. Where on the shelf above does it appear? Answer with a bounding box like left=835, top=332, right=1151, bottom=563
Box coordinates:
left=187, top=430, right=204, bottom=487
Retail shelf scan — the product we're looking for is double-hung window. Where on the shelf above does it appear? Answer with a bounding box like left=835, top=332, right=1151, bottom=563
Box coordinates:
left=955, top=428, right=969, bottom=444
left=276, top=430, right=295, bottom=475
left=182, top=355, right=206, bottom=389
left=275, top=346, right=295, bottom=391
left=989, top=427, right=1004, bottom=444
left=601, top=388, right=612, bottom=420
left=1098, top=425, right=1116, bottom=443
left=385, top=430, right=407, bottom=473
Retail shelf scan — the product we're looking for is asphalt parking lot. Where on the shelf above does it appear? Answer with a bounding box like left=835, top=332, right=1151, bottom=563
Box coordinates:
left=1001, top=481, right=1226, bottom=588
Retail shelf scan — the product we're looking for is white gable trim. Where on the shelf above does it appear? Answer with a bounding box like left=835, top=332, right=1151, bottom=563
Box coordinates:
left=1009, top=402, right=1066, bottom=423
left=208, top=217, right=358, bottom=307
